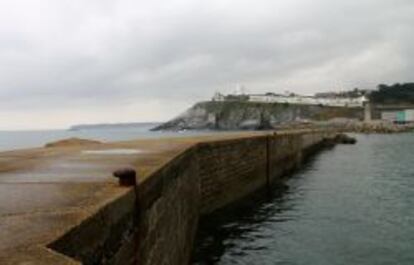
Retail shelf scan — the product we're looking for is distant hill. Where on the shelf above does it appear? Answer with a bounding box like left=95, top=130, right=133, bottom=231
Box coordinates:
left=370, top=83, right=414, bottom=105
left=69, top=122, right=160, bottom=131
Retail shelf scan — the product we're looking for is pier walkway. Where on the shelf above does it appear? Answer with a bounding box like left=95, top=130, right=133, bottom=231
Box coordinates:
left=0, top=132, right=265, bottom=264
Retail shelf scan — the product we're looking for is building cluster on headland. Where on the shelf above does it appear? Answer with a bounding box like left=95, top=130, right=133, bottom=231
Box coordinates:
left=152, top=84, right=414, bottom=133
left=211, top=85, right=414, bottom=124
left=212, top=87, right=368, bottom=108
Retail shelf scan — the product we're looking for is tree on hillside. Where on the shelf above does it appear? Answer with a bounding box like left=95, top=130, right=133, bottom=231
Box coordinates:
left=370, top=83, right=414, bottom=104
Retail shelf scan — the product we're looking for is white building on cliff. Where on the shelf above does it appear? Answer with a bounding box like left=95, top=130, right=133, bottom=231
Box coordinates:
left=212, top=90, right=368, bottom=108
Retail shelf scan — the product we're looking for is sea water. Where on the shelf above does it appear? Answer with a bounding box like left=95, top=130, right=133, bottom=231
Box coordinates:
left=0, top=123, right=216, bottom=151
left=192, top=133, right=414, bottom=265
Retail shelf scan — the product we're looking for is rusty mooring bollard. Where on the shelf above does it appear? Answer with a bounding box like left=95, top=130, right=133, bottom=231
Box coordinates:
left=113, top=168, right=137, bottom=186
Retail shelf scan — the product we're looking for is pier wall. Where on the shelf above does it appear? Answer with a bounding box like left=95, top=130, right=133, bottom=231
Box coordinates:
left=198, top=137, right=268, bottom=214
left=49, top=130, right=333, bottom=265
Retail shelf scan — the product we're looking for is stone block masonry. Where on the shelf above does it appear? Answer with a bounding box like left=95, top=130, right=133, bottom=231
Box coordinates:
left=135, top=147, right=201, bottom=265
left=198, top=131, right=329, bottom=216
left=198, top=137, right=268, bottom=214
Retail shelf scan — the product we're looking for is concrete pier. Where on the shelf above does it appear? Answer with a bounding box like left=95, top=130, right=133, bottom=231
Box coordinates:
left=0, top=130, right=336, bottom=265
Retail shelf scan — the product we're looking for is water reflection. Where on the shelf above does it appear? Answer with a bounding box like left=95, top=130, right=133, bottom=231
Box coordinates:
left=192, top=161, right=315, bottom=265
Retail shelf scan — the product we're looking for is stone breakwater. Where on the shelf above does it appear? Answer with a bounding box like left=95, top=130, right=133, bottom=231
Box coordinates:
left=0, top=130, right=344, bottom=265
left=273, top=120, right=414, bottom=134
left=339, top=121, right=414, bottom=133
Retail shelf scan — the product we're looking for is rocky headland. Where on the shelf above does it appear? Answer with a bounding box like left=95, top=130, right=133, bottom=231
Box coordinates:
left=152, top=101, right=414, bottom=134
left=152, top=101, right=363, bottom=131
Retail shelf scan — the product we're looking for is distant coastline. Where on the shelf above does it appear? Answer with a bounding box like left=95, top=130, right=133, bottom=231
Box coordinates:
left=69, top=122, right=160, bottom=131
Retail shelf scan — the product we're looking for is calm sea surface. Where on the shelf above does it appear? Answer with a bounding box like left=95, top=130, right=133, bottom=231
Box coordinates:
left=192, top=133, right=414, bottom=265
left=0, top=124, right=222, bottom=152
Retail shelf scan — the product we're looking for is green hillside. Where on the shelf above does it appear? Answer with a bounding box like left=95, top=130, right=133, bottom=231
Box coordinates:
left=370, top=83, right=414, bottom=105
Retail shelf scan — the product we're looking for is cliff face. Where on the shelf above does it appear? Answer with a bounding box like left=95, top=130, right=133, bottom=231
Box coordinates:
left=152, top=101, right=364, bottom=131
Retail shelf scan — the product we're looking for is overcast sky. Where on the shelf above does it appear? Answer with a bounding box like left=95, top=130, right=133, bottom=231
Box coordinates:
left=1, top=0, right=413, bottom=129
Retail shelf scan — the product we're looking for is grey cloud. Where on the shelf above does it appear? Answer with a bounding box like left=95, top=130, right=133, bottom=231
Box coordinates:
left=0, top=0, right=414, bottom=126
